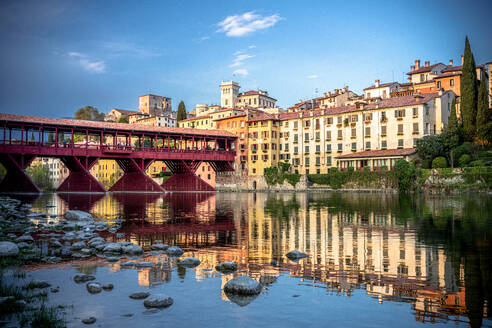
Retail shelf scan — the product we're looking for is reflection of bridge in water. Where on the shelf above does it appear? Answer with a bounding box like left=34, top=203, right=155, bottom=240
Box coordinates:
left=0, top=113, right=236, bottom=193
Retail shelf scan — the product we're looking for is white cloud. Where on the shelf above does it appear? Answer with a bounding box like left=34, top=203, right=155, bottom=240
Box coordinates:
left=233, top=69, right=248, bottom=76
left=230, top=53, right=254, bottom=67
left=307, top=74, right=318, bottom=79
left=217, top=11, right=282, bottom=37
left=248, top=45, right=256, bottom=49
left=68, top=52, right=106, bottom=73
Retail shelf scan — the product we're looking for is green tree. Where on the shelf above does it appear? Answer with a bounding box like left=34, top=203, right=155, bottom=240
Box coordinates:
left=118, top=116, right=129, bottom=123
left=477, top=70, right=490, bottom=141
left=447, top=98, right=460, bottom=141
left=460, top=37, right=478, bottom=140
left=74, top=106, right=105, bottom=121
left=393, top=160, right=417, bottom=192
left=177, top=101, right=187, bottom=122
left=26, top=164, right=54, bottom=191
left=415, top=135, right=446, bottom=168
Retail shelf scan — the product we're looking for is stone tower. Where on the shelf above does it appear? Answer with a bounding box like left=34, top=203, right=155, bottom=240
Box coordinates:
left=220, top=81, right=239, bottom=108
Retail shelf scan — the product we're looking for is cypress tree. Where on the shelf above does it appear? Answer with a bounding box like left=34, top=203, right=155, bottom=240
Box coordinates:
left=476, top=70, right=489, bottom=136
left=177, top=101, right=187, bottom=122
left=460, top=36, right=478, bottom=139
left=448, top=98, right=459, bottom=132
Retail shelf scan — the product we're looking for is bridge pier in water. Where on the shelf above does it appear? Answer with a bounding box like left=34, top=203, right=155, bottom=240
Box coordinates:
left=162, top=160, right=215, bottom=192
left=57, top=156, right=105, bottom=193
left=110, top=158, right=164, bottom=192
left=0, top=154, right=40, bottom=193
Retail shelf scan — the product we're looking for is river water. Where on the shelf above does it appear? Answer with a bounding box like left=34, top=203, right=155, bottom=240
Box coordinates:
left=5, top=192, right=492, bottom=327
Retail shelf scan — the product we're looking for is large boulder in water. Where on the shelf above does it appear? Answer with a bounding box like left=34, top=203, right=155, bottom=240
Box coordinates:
left=143, top=294, right=174, bottom=308
left=122, top=244, right=143, bottom=255
left=285, top=250, right=308, bottom=261
left=86, top=282, right=102, bottom=294
left=178, top=257, right=200, bottom=268
left=65, top=210, right=93, bottom=221
left=165, top=246, right=183, bottom=257
left=215, top=261, right=238, bottom=273
left=0, top=241, right=19, bottom=257
left=103, top=243, right=122, bottom=254
left=224, top=276, right=262, bottom=295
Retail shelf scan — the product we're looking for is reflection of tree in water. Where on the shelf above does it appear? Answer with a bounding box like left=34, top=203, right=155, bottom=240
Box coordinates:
left=264, top=194, right=300, bottom=221
left=408, top=196, right=492, bottom=328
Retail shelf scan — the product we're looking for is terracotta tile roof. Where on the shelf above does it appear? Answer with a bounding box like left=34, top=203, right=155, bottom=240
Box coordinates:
left=246, top=112, right=277, bottom=122
left=442, top=65, right=462, bottom=73
left=407, top=63, right=443, bottom=75
left=0, top=113, right=235, bottom=138
left=364, top=93, right=441, bottom=110
left=239, top=90, right=259, bottom=96
left=279, top=112, right=299, bottom=120
left=435, top=72, right=461, bottom=79
left=336, top=148, right=416, bottom=159
left=363, top=82, right=398, bottom=91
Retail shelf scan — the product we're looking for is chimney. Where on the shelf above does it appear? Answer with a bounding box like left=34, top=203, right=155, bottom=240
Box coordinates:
left=449, top=59, right=453, bottom=66
left=461, top=55, right=464, bottom=65
left=375, top=79, right=380, bottom=87
left=415, top=59, right=420, bottom=70
left=411, top=65, right=415, bottom=72
left=323, top=92, right=327, bottom=97
left=425, top=61, right=430, bottom=67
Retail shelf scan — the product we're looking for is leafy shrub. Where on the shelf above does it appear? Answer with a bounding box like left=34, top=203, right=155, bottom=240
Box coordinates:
left=394, top=159, right=417, bottom=191
left=432, top=157, right=447, bottom=168
left=458, top=154, right=471, bottom=167
left=284, top=174, right=301, bottom=187
left=470, top=160, right=485, bottom=167
left=452, top=142, right=478, bottom=161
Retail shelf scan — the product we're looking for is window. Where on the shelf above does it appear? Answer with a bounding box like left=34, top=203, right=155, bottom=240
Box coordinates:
left=381, top=125, right=387, bottom=136
left=293, top=121, right=298, bottom=129
left=420, top=74, right=425, bottom=82
left=381, top=111, right=387, bottom=121
left=294, top=134, right=298, bottom=143
left=294, top=146, right=298, bottom=154
left=337, top=130, right=343, bottom=139
left=425, top=123, right=429, bottom=134
left=437, top=81, right=441, bottom=89
left=413, top=123, right=419, bottom=133
left=398, top=124, right=404, bottom=135
left=304, top=120, right=310, bottom=128
left=413, top=138, right=418, bottom=147
left=351, top=128, right=356, bottom=138
left=365, top=127, right=370, bottom=137
left=315, top=145, right=320, bottom=153
left=326, top=144, right=332, bottom=153
left=351, top=142, right=356, bottom=151
left=326, top=131, right=331, bottom=140
left=450, top=79, right=454, bottom=86
left=364, top=113, right=372, bottom=121
left=337, top=116, right=342, bottom=124
left=395, top=109, right=405, bottom=118
left=398, top=139, right=404, bottom=148
left=284, top=143, right=289, bottom=151
left=326, top=117, right=333, bottom=125
left=412, top=107, right=418, bottom=116
left=304, top=145, right=309, bottom=153
left=315, top=119, right=320, bottom=129
left=381, top=140, right=387, bottom=149
left=326, top=156, right=332, bottom=166
left=316, top=157, right=320, bottom=165
left=252, top=168, right=256, bottom=174
left=305, top=157, right=310, bottom=166
left=315, top=131, right=320, bottom=141
left=337, top=143, right=342, bottom=152
left=365, top=141, right=371, bottom=150
left=351, top=114, right=358, bottom=122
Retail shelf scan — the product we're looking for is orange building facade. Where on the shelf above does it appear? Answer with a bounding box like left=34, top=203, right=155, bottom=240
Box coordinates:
left=215, top=114, right=248, bottom=175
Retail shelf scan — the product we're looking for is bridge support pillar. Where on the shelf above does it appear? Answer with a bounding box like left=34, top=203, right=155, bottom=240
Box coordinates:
left=110, top=159, right=164, bottom=192
left=0, top=154, right=40, bottom=193
left=57, top=156, right=105, bottom=193
left=162, top=160, right=215, bottom=192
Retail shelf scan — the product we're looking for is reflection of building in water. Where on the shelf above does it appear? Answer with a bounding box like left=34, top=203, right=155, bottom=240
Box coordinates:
left=247, top=193, right=464, bottom=320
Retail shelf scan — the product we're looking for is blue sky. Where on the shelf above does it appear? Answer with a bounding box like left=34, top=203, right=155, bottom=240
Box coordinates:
left=1, top=0, right=491, bottom=118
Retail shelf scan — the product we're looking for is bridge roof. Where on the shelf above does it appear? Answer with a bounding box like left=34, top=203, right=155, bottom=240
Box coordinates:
left=0, top=113, right=235, bottom=138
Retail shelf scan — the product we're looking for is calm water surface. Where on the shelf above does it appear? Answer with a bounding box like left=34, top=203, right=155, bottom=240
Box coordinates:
left=6, top=192, right=492, bottom=327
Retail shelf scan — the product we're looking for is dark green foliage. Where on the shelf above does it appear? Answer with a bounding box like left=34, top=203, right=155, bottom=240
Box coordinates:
left=74, top=106, right=105, bottom=121
left=393, top=159, right=417, bottom=191
left=264, top=164, right=300, bottom=187
left=477, top=71, right=490, bottom=141
left=416, top=135, right=446, bottom=168
left=445, top=98, right=462, bottom=148
left=26, top=164, right=54, bottom=191
left=264, top=167, right=282, bottom=185
left=264, top=194, right=300, bottom=221
left=432, top=156, right=447, bottom=168
left=25, top=303, right=65, bottom=328
left=458, top=154, right=471, bottom=167
left=284, top=174, right=301, bottom=187
left=478, top=122, right=492, bottom=144
left=118, top=116, right=129, bottom=123
left=177, top=101, right=187, bottom=122
left=460, top=37, right=478, bottom=139
left=453, top=142, right=478, bottom=161
left=470, top=160, right=485, bottom=167
left=307, top=168, right=398, bottom=190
